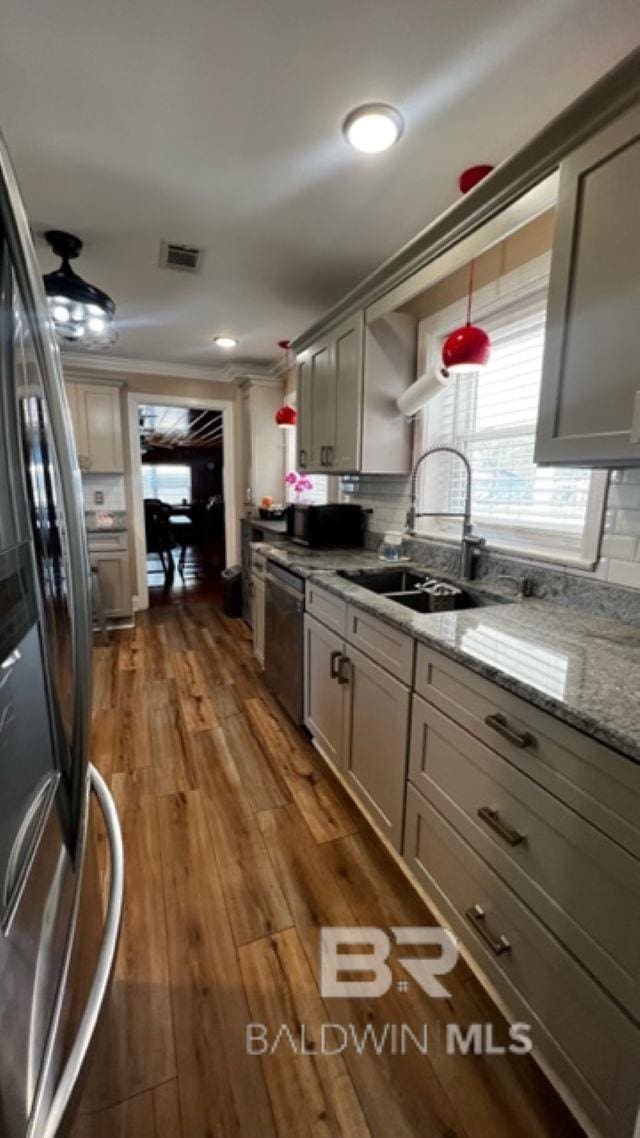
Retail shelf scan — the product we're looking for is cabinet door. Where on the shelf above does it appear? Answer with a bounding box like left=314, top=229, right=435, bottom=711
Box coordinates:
left=252, top=575, right=265, bottom=667
left=309, top=340, right=333, bottom=470
left=329, top=313, right=363, bottom=472
left=342, top=643, right=410, bottom=849
left=303, top=613, right=345, bottom=773
left=89, top=550, right=132, bottom=617
left=536, top=105, right=640, bottom=465
left=76, top=383, right=124, bottom=473
left=65, top=381, right=89, bottom=469
left=297, top=355, right=312, bottom=471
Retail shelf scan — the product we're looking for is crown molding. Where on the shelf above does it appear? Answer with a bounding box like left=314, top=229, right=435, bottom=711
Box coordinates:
left=61, top=351, right=278, bottom=384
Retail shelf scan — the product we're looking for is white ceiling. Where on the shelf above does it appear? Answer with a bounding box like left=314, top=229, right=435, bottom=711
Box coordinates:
left=0, top=0, right=637, bottom=370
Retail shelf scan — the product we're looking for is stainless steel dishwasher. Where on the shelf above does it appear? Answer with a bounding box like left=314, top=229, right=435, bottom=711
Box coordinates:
left=264, top=561, right=305, bottom=724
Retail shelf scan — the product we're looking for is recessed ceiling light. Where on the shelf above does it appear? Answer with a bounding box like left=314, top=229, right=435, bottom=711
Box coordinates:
left=214, top=335, right=238, bottom=349
left=342, top=103, right=404, bottom=153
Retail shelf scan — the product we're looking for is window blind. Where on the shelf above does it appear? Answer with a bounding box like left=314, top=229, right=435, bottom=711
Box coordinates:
left=421, top=286, right=596, bottom=557
left=142, top=463, right=192, bottom=504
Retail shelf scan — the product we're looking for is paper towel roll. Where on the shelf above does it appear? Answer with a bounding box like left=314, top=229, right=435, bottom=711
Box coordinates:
left=397, top=367, right=451, bottom=417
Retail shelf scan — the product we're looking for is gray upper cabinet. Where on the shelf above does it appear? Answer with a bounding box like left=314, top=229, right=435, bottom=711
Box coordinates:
left=297, top=310, right=414, bottom=474
left=536, top=104, right=640, bottom=465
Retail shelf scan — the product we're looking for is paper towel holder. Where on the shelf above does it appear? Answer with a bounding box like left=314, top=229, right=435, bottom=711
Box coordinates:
left=396, top=365, right=452, bottom=419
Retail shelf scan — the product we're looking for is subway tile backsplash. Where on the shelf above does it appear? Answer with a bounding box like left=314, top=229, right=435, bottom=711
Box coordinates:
left=82, top=473, right=126, bottom=512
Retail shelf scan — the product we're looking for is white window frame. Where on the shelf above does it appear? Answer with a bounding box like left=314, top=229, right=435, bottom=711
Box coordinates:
left=417, top=253, right=608, bottom=569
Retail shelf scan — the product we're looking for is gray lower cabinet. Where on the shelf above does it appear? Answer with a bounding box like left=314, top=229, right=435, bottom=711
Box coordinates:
left=404, top=784, right=640, bottom=1138
left=252, top=575, right=265, bottom=667
left=89, top=550, right=132, bottom=618
left=303, top=590, right=411, bottom=850
left=303, top=614, right=346, bottom=772
left=536, top=103, right=640, bottom=465
left=342, top=644, right=410, bottom=850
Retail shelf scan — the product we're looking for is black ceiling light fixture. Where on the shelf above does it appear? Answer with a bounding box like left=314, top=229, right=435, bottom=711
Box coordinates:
left=42, top=230, right=117, bottom=349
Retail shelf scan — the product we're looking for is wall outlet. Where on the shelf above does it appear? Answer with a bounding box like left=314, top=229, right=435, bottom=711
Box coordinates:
left=94, top=490, right=105, bottom=505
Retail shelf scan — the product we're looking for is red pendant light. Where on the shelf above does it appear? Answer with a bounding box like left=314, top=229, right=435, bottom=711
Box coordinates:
left=441, top=165, right=494, bottom=375
left=274, top=339, right=297, bottom=428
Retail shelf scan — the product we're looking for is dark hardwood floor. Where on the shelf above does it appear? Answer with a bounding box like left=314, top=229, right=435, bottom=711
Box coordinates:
left=146, top=543, right=224, bottom=607
left=71, top=600, right=585, bottom=1138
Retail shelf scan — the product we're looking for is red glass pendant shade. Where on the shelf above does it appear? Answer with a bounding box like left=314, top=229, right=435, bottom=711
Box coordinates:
left=442, top=323, right=491, bottom=372
left=275, top=403, right=297, bottom=427
left=441, top=191, right=492, bottom=374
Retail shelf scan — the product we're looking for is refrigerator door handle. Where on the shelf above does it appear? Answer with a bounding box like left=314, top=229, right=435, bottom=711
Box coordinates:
left=38, top=765, right=124, bottom=1138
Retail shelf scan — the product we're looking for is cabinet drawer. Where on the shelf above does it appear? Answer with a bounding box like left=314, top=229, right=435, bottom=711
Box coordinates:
left=87, top=530, right=128, bottom=553
left=415, top=644, right=640, bottom=858
left=404, top=784, right=640, bottom=1138
left=305, top=582, right=347, bottom=636
left=410, top=694, right=640, bottom=1013
left=346, top=604, right=414, bottom=683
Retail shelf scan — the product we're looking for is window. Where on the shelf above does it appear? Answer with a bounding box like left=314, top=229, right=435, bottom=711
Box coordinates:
left=283, top=392, right=329, bottom=505
left=142, top=463, right=192, bottom=504
left=419, top=259, right=607, bottom=566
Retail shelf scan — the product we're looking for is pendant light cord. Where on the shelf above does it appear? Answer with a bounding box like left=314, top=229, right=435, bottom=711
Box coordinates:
left=466, top=258, right=476, bottom=326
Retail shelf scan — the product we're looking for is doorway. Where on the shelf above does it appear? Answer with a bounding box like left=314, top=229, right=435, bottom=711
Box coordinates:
left=128, top=392, right=237, bottom=610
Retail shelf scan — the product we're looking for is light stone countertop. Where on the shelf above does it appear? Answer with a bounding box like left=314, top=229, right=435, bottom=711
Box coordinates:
left=260, top=541, right=640, bottom=762
left=313, top=569, right=640, bottom=764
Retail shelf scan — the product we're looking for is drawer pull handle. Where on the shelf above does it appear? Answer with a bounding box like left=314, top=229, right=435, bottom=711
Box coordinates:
left=337, top=655, right=352, bottom=685
left=299, top=449, right=307, bottom=468
left=465, top=904, right=511, bottom=956
left=477, top=806, right=525, bottom=847
left=484, top=712, right=535, bottom=750
left=329, top=650, right=341, bottom=679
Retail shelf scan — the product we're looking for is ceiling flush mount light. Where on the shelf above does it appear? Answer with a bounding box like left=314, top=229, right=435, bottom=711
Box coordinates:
left=441, top=166, right=494, bottom=374
left=43, top=230, right=117, bottom=350
left=342, top=103, right=404, bottom=153
left=275, top=340, right=297, bottom=428
left=213, top=335, right=238, bottom=349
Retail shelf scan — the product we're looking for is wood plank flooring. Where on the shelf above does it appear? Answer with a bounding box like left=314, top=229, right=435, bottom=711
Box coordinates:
left=71, top=601, right=585, bottom=1138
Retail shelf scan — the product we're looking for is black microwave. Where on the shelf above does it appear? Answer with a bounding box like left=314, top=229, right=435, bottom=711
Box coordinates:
left=285, top=503, right=364, bottom=548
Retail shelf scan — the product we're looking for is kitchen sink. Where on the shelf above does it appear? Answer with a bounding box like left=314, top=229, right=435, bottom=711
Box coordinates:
left=337, top=568, right=430, bottom=593
left=337, top=568, right=512, bottom=613
left=389, top=587, right=509, bottom=612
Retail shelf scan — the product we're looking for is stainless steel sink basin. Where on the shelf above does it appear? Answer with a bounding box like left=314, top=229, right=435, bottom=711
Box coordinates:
left=337, top=568, right=427, bottom=594
left=390, top=587, right=509, bottom=613
left=337, top=568, right=511, bottom=613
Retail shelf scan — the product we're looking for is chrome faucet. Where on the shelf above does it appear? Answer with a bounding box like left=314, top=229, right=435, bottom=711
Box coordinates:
left=405, top=445, right=485, bottom=580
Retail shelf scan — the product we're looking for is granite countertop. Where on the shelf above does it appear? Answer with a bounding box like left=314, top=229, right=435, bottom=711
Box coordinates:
left=242, top=516, right=287, bottom=534
left=310, top=568, right=640, bottom=763
left=261, top=541, right=384, bottom=576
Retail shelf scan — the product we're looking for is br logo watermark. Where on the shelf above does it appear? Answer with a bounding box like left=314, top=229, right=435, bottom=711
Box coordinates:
left=320, top=925, right=459, bottom=999
left=245, top=926, right=533, bottom=1058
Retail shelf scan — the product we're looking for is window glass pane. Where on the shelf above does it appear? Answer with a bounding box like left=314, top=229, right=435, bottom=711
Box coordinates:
left=422, top=287, right=593, bottom=551
left=142, top=464, right=192, bottom=504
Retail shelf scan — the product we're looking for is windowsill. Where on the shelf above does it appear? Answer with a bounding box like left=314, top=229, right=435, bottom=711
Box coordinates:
left=413, top=528, right=598, bottom=573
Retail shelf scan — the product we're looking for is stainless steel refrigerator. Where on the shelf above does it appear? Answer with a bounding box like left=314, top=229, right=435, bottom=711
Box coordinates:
left=0, top=133, right=123, bottom=1137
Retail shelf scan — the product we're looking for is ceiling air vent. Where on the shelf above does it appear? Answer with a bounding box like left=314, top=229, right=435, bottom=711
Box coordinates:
left=159, top=241, right=203, bottom=273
